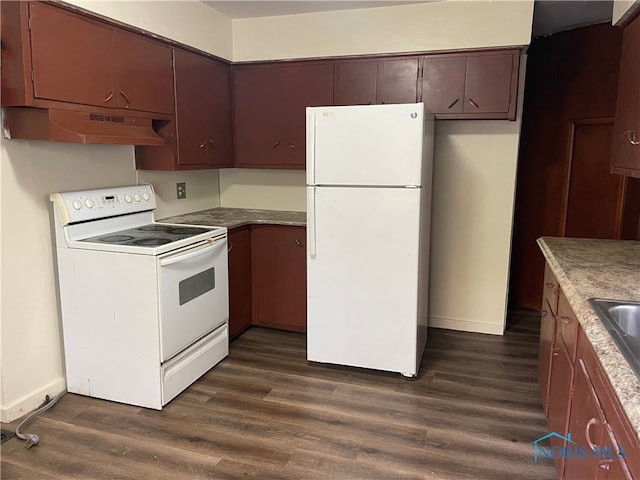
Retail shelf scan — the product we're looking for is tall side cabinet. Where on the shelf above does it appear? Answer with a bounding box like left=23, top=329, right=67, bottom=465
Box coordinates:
left=611, top=12, right=640, bottom=178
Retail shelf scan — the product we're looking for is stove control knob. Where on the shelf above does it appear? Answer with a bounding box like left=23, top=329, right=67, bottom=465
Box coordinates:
left=72, top=200, right=82, bottom=210
left=142, top=192, right=150, bottom=201
left=85, top=199, right=95, bottom=209
left=124, top=194, right=133, bottom=203
left=133, top=193, right=141, bottom=202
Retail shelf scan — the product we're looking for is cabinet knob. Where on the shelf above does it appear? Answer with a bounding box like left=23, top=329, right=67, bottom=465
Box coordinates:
left=468, top=98, right=480, bottom=110
left=560, top=316, right=571, bottom=325
left=199, top=140, right=206, bottom=148
left=103, top=91, right=114, bottom=103
left=209, top=138, right=216, bottom=148
left=625, top=130, right=639, bottom=145
left=288, top=144, right=295, bottom=149
left=295, top=239, right=304, bottom=247
left=552, top=350, right=559, bottom=357
left=447, top=98, right=460, bottom=109
left=541, top=310, right=548, bottom=318
left=272, top=141, right=280, bottom=150
left=598, top=462, right=610, bottom=471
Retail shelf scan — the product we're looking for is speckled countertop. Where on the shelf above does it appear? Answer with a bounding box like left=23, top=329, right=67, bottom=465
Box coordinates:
left=538, top=237, right=640, bottom=441
left=159, top=207, right=306, bottom=229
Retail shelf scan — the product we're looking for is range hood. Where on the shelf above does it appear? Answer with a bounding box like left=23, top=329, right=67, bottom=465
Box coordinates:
left=2, top=107, right=166, bottom=146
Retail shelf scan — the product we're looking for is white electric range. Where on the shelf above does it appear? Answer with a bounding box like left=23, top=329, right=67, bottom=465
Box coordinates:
left=50, top=184, right=229, bottom=409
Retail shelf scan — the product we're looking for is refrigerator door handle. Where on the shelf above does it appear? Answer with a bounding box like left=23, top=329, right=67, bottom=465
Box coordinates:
left=307, top=111, right=317, bottom=185
left=307, top=187, right=317, bottom=258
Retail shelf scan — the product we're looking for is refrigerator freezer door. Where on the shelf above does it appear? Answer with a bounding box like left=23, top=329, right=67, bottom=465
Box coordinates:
left=307, top=103, right=425, bottom=187
left=306, top=186, right=424, bottom=375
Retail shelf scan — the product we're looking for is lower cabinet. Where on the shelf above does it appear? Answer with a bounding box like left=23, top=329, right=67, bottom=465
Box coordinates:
left=251, top=225, right=307, bottom=332
left=538, top=261, right=640, bottom=479
left=227, top=226, right=252, bottom=339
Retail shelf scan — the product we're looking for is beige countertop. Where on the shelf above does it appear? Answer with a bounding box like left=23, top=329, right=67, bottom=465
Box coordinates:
left=159, top=207, right=306, bottom=229
left=538, top=236, right=640, bottom=441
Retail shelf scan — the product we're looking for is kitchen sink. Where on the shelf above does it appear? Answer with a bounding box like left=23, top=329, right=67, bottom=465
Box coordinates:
left=588, top=298, right=640, bottom=380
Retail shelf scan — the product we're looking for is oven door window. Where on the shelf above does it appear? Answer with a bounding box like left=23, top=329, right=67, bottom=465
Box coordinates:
left=158, top=239, right=229, bottom=362
left=179, top=267, right=215, bottom=305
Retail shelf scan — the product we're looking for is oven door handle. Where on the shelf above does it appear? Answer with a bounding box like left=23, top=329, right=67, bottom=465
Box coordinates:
left=159, top=239, right=225, bottom=267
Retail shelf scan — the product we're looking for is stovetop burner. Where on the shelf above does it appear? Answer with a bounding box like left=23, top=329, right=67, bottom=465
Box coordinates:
left=98, top=235, right=135, bottom=243
left=138, top=225, right=209, bottom=236
left=133, top=238, right=172, bottom=246
left=80, top=223, right=218, bottom=249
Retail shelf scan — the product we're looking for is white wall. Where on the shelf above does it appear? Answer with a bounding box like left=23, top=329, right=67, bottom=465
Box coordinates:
left=218, top=169, right=306, bottom=211
left=65, top=0, right=233, bottom=59
left=0, top=0, right=226, bottom=422
left=429, top=58, right=526, bottom=335
left=232, top=0, right=534, bottom=61
left=612, top=0, right=639, bottom=25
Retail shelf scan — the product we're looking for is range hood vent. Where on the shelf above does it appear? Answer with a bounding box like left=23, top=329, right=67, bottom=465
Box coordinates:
left=2, top=107, right=166, bottom=146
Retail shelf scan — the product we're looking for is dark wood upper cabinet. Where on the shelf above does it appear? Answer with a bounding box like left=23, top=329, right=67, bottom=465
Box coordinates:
left=112, top=30, right=174, bottom=115
left=29, top=2, right=116, bottom=108
left=28, top=2, right=172, bottom=115
left=233, top=61, right=334, bottom=169
left=136, top=49, right=233, bottom=170
left=421, top=49, right=519, bottom=120
left=611, top=13, right=640, bottom=178
left=377, top=58, right=419, bottom=104
left=334, top=57, right=418, bottom=106
left=334, top=60, right=378, bottom=105
left=421, top=56, right=466, bottom=114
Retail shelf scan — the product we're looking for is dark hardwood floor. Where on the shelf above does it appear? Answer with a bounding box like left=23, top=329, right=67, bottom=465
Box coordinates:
left=1, top=310, right=555, bottom=479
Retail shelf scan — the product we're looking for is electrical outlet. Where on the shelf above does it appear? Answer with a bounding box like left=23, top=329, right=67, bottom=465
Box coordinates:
left=176, top=182, right=186, bottom=199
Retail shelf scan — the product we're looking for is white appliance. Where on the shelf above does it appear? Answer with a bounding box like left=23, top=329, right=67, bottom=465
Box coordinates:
left=306, top=103, right=434, bottom=377
left=50, top=184, right=229, bottom=409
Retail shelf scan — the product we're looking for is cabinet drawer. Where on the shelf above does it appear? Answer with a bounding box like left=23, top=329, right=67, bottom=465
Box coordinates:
left=557, top=291, right=579, bottom=361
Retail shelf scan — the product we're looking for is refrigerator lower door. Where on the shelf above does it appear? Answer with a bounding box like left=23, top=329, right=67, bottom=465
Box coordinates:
left=307, top=186, right=426, bottom=376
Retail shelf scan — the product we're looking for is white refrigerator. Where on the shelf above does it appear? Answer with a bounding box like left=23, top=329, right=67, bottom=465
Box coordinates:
left=306, top=102, right=434, bottom=377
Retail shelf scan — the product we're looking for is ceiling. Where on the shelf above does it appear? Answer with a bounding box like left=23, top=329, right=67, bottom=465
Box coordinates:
left=204, top=0, right=613, bottom=38
left=204, top=1, right=428, bottom=18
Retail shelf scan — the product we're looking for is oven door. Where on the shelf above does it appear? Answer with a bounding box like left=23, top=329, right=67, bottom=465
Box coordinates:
left=157, top=236, right=229, bottom=362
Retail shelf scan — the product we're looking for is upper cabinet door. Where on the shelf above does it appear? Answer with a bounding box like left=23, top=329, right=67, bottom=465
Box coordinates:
left=113, top=30, right=174, bottom=115
left=280, top=62, right=334, bottom=167
left=464, top=52, right=515, bottom=114
left=173, top=49, right=232, bottom=168
left=377, top=58, right=419, bottom=104
left=204, top=59, right=233, bottom=168
left=421, top=56, right=466, bottom=114
left=233, top=64, right=285, bottom=168
left=233, top=62, right=333, bottom=169
left=420, top=49, right=519, bottom=120
left=29, top=2, right=116, bottom=108
left=334, top=60, right=378, bottom=106
left=611, top=13, right=640, bottom=178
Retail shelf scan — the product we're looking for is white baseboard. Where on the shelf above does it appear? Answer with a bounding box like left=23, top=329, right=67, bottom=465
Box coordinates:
left=1, top=378, right=66, bottom=423
left=428, top=315, right=505, bottom=336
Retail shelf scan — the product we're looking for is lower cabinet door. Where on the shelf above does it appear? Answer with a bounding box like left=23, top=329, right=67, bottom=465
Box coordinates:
left=228, top=227, right=252, bottom=339
left=547, top=343, right=574, bottom=478
left=564, top=359, right=606, bottom=480
left=538, top=307, right=555, bottom=414
left=252, top=225, right=307, bottom=332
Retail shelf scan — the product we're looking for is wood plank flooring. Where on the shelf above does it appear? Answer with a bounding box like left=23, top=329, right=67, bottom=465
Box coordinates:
left=1, top=310, right=555, bottom=479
